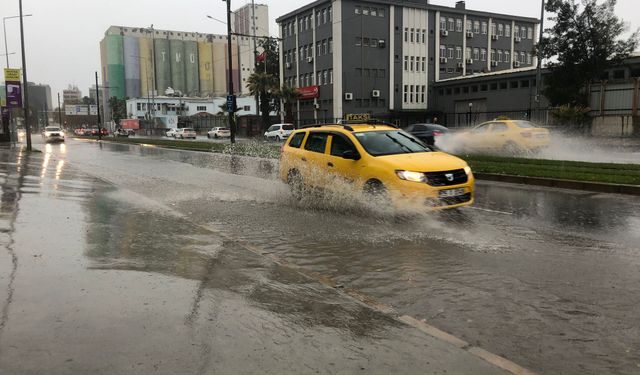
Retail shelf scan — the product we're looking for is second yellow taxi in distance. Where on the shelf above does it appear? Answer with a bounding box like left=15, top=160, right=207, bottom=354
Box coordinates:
left=279, top=122, right=475, bottom=210
left=454, top=119, right=550, bottom=154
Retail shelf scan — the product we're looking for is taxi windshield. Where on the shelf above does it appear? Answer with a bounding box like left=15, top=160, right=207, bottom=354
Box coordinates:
left=353, top=130, right=431, bottom=156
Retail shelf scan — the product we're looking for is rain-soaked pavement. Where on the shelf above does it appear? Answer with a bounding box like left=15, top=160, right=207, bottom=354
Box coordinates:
left=1, top=139, right=640, bottom=375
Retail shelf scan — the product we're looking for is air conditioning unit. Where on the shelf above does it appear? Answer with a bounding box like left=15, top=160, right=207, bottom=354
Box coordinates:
left=307, top=57, right=313, bottom=63
left=441, top=30, right=449, bottom=37
left=344, top=92, right=353, bottom=101
left=466, top=31, right=474, bottom=38
left=439, top=57, right=448, bottom=64
left=466, top=58, right=473, bottom=64
left=285, top=62, right=291, bottom=69
left=456, top=62, right=464, bottom=68
left=491, top=60, right=498, bottom=67
left=515, top=37, right=522, bottom=43
left=377, top=39, right=386, bottom=48
left=371, top=89, right=381, bottom=98
left=491, top=34, right=499, bottom=40
left=513, top=61, right=521, bottom=68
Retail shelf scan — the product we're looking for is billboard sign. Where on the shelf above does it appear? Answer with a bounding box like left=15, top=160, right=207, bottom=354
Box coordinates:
left=4, top=69, right=22, bottom=109
left=65, top=105, right=89, bottom=116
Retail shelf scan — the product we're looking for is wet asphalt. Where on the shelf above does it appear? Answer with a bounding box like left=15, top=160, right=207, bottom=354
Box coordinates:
left=1, top=138, right=639, bottom=375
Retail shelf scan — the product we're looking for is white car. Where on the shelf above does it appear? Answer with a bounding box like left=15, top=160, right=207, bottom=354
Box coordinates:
left=175, top=128, right=197, bottom=139
left=207, top=127, right=230, bottom=139
left=165, top=128, right=178, bottom=137
left=42, top=126, right=65, bottom=143
left=264, top=123, right=295, bottom=141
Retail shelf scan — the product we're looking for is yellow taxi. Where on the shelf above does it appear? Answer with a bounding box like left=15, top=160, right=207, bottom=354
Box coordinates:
left=454, top=120, right=549, bottom=154
left=279, top=123, right=475, bottom=210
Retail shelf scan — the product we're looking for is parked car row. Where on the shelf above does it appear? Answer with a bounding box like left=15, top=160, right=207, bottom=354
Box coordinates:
left=73, top=127, right=109, bottom=136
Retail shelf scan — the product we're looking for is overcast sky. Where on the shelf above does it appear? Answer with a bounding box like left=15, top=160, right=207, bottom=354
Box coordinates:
left=2, top=0, right=638, bottom=102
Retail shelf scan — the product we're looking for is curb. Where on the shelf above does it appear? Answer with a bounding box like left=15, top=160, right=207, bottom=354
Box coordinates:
left=474, top=172, right=640, bottom=196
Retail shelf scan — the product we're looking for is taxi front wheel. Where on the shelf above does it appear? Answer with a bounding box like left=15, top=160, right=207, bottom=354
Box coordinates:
left=287, top=170, right=304, bottom=200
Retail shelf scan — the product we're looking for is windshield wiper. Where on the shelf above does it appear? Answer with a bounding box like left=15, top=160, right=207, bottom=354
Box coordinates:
left=384, top=133, right=413, bottom=153
left=397, top=132, right=432, bottom=151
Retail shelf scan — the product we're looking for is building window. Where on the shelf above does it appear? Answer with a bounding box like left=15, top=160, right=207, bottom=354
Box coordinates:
left=421, top=85, right=426, bottom=103
left=491, top=49, right=496, bottom=62
left=505, top=51, right=510, bottom=63
left=410, top=85, right=414, bottom=103
left=448, top=47, right=454, bottom=59
left=421, top=29, right=426, bottom=43
left=440, top=45, right=446, bottom=58
left=355, top=37, right=361, bottom=46
left=514, top=26, right=519, bottom=38
left=410, top=28, right=415, bottom=43
left=371, top=8, right=377, bottom=17
left=404, top=28, right=408, bottom=42
left=498, top=24, right=504, bottom=36
left=378, top=8, right=385, bottom=17
left=466, top=19, right=472, bottom=32
left=466, top=47, right=471, bottom=60
left=363, top=7, right=369, bottom=16
left=527, top=53, right=533, bottom=65
left=448, top=18, right=455, bottom=31
left=323, top=70, right=328, bottom=84
left=329, top=69, right=333, bottom=84
left=328, top=6, right=332, bottom=21
left=421, top=57, right=426, bottom=71
left=329, top=38, right=333, bottom=53
left=322, top=39, right=327, bottom=54
left=355, top=6, right=361, bottom=14
left=521, top=27, right=527, bottom=38
left=323, top=9, right=327, bottom=23
left=505, top=24, right=511, bottom=37
left=363, top=37, right=369, bottom=47
left=404, top=56, right=408, bottom=70
left=456, top=19, right=463, bottom=32
left=473, top=48, right=479, bottom=60
left=317, top=71, right=322, bottom=85
left=497, top=50, right=503, bottom=62
left=474, top=21, right=480, bottom=34
left=137, top=103, right=141, bottom=111
left=410, top=56, right=415, bottom=71
left=197, top=105, right=206, bottom=111
left=481, top=22, right=487, bottom=34
left=490, top=22, right=497, bottom=36
left=528, top=27, right=533, bottom=40
left=456, top=47, right=462, bottom=60
left=521, top=51, right=526, bottom=63
left=403, top=85, right=408, bottom=102
left=440, top=17, right=447, bottom=31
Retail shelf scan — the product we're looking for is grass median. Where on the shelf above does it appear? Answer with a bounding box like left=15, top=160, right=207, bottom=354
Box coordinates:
left=460, top=154, right=640, bottom=186
left=76, top=136, right=640, bottom=186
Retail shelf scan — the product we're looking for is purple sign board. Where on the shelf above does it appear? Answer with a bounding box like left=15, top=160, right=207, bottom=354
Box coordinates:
left=5, top=81, right=22, bottom=108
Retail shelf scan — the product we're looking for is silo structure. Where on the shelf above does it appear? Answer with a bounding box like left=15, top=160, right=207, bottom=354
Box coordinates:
left=169, top=39, right=186, bottom=94
left=198, top=41, right=214, bottom=97
left=106, top=34, right=126, bottom=99
left=123, top=36, right=141, bottom=98
left=154, top=38, right=171, bottom=95
left=184, top=41, right=199, bottom=96
left=138, top=36, right=154, bottom=97
left=212, top=40, right=228, bottom=96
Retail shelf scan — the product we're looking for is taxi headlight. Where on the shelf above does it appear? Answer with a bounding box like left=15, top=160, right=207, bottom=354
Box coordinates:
left=395, top=170, right=425, bottom=183
left=464, top=165, right=472, bottom=175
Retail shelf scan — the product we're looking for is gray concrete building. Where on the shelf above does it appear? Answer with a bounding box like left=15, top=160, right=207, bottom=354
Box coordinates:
left=277, top=0, right=538, bottom=125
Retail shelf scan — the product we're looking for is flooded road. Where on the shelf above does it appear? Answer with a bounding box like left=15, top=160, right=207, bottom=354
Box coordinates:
left=3, top=138, right=640, bottom=374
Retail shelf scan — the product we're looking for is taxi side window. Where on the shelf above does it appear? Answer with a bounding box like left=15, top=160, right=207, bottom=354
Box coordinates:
left=491, top=124, right=508, bottom=132
left=304, top=132, right=328, bottom=153
left=471, top=124, right=489, bottom=133
left=288, top=132, right=306, bottom=148
left=330, top=135, right=356, bottom=156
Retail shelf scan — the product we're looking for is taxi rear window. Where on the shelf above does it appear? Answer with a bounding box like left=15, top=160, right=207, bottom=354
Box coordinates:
left=288, top=132, right=305, bottom=148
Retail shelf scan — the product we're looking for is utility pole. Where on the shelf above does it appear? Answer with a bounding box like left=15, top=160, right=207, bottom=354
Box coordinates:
left=225, top=0, right=236, bottom=143
left=535, top=0, right=545, bottom=116
left=95, top=71, right=102, bottom=141
left=18, top=0, right=31, bottom=151
left=252, top=0, right=260, bottom=116
left=57, top=92, right=62, bottom=127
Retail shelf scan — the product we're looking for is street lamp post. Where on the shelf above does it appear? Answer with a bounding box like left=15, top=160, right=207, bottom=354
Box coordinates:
left=57, top=92, right=62, bottom=127
left=95, top=71, right=102, bottom=141
left=3, top=14, right=32, bottom=69
left=224, top=0, right=236, bottom=143
left=18, top=0, right=32, bottom=150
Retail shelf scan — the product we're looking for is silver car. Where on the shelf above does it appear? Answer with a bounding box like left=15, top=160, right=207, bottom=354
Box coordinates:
left=42, top=126, right=65, bottom=143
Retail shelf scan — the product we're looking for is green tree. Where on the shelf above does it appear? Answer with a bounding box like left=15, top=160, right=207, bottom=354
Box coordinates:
left=255, top=37, right=280, bottom=77
left=276, top=85, right=301, bottom=124
left=82, top=96, right=95, bottom=105
left=108, top=96, right=127, bottom=126
left=540, top=0, right=638, bottom=106
left=246, top=72, right=278, bottom=130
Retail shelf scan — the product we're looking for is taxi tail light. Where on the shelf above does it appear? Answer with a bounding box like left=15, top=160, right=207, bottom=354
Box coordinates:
left=433, top=131, right=443, bottom=136
left=521, top=132, right=532, bottom=138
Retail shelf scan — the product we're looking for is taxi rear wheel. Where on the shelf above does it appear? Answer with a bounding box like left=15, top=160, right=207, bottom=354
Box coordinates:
left=363, top=180, right=387, bottom=202
left=503, top=141, right=521, bottom=156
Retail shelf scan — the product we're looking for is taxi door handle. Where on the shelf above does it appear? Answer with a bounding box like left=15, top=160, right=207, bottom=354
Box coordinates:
left=301, top=157, right=307, bottom=162
left=327, top=162, right=334, bottom=167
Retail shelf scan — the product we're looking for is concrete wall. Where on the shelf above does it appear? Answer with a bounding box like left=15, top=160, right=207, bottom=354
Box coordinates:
left=591, top=116, right=635, bottom=137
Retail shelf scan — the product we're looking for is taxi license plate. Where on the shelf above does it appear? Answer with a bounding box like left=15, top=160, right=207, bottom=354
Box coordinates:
left=439, top=188, right=465, bottom=198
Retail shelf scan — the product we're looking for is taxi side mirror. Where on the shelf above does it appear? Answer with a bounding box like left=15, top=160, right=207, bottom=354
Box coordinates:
left=342, top=149, right=360, bottom=160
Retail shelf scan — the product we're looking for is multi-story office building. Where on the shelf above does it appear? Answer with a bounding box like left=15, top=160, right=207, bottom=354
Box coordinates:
left=63, top=85, right=82, bottom=104
left=232, top=3, right=270, bottom=89
left=277, top=0, right=538, bottom=124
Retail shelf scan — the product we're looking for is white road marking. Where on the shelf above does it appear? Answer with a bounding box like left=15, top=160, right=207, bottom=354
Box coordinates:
left=465, top=206, right=514, bottom=215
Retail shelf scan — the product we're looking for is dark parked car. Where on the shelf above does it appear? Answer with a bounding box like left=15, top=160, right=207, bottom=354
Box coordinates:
left=404, top=123, right=449, bottom=146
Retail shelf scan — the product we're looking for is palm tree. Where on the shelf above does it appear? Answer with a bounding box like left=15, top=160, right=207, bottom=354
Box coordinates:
left=276, top=85, right=301, bottom=125
left=246, top=72, right=278, bottom=131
